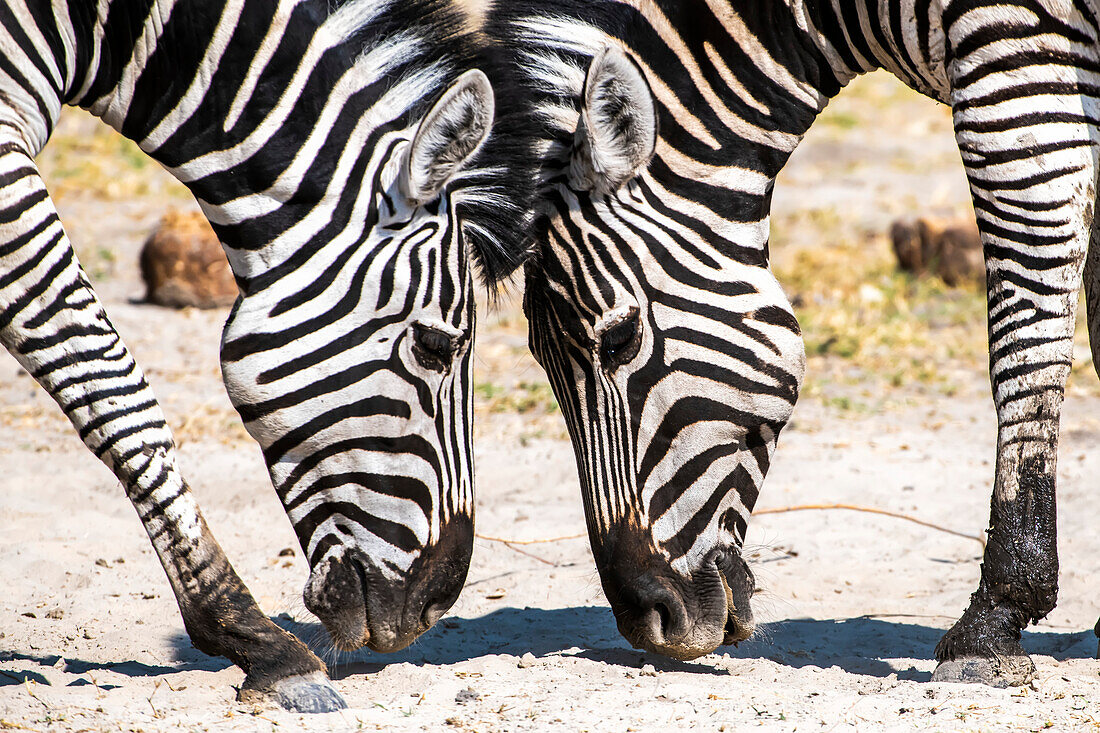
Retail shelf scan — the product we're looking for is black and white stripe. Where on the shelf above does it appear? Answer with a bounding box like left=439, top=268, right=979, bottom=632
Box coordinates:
left=0, top=0, right=537, bottom=708
left=494, top=0, right=1098, bottom=674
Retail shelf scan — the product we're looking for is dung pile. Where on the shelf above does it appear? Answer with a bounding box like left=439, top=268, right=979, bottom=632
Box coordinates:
left=889, top=217, right=984, bottom=287
left=140, top=209, right=237, bottom=308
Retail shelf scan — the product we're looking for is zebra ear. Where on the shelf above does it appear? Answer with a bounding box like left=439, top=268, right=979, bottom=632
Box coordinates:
left=401, top=69, right=495, bottom=206
left=571, top=47, right=657, bottom=194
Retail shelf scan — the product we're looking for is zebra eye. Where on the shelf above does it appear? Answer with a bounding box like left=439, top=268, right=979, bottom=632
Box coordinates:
left=411, top=324, right=456, bottom=372
left=599, top=310, right=641, bottom=368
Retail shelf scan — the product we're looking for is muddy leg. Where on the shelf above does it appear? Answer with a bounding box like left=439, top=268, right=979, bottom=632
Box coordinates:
left=931, top=70, right=1096, bottom=685
left=932, top=423, right=1060, bottom=686
left=0, top=138, right=344, bottom=712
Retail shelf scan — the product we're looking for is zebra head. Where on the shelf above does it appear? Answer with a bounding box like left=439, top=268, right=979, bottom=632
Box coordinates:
left=209, top=13, right=535, bottom=653
left=521, top=43, right=805, bottom=659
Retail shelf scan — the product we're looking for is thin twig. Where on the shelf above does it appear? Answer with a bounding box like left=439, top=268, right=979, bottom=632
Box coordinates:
left=22, top=679, right=49, bottom=711
left=754, top=503, right=986, bottom=549
left=501, top=541, right=559, bottom=566
left=475, top=504, right=985, bottom=552
left=147, top=679, right=163, bottom=719
left=475, top=532, right=585, bottom=545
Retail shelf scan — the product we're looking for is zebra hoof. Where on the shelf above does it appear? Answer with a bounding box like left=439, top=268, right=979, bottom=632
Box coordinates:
left=239, top=671, right=348, bottom=713
left=930, top=653, right=1035, bottom=688
left=1094, top=617, right=1099, bottom=659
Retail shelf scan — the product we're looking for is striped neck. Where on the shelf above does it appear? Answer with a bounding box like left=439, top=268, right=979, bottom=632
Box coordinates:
left=497, top=0, right=955, bottom=257
left=57, top=0, right=535, bottom=285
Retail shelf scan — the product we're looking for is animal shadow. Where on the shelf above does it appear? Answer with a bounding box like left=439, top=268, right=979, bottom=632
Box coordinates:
left=264, top=607, right=1096, bottom=681
left=726, top=616, right=1095, bottom=681
left=8, top=610, right=1087, bottom=686
left=0, top=650, right=215, bottom=687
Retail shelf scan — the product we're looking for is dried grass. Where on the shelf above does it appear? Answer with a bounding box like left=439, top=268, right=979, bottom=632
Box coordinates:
left=36, top=108, right=190, bottom=202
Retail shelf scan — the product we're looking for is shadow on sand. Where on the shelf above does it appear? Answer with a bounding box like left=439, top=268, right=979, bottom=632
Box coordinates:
left=0, top=651, right=214, bottom=687
left=3, top=609, right=1091, bottom=686
left=267, top=607, right=1096, bottom=682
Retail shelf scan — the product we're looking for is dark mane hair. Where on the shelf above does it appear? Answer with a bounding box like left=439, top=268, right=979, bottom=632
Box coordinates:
left=341, top=0, right=543, bottom=284
left=479, top=1, right=635, bottom=274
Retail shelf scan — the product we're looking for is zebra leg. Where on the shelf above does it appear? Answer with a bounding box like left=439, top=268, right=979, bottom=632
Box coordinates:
left=0, top=139, right=344, bottom=712
left=930, top=87, right=1095, bottom=686
left=1085, top=221, right=1100, bottom=662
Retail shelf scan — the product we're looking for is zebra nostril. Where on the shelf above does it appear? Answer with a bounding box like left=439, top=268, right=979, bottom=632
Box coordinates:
left=640, top=595, right=682, bottom=645
left=642, top=605, right=665, bottom=644
left=651, top=601, right=672, bottom=639
left=421, top=601, right=448, bottom=630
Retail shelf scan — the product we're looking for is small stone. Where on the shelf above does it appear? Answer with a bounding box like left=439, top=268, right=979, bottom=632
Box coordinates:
left=278, top=547, right=295, bottom=557
left=45, top=608, right=64, bottom=620
left=455, top=687, right=479, bottom=704
left=639, top=664, right=658, bottom=677
left=858, top=283, right=884, bottom=304
left=82, top=629, right=94, bottom=639
left=94, top=558, right=109, bottom=568
left=21, top=612, right=36, bottom=619
left=113, top=557, right=125, bottom=564
left=517, top=652, right=538, bottom=669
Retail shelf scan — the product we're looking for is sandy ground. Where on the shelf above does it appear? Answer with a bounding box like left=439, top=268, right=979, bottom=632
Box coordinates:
left=2, top=73, right=1099, bottom=731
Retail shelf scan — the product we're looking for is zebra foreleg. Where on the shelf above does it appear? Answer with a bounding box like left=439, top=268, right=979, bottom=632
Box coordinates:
left=930, top=84, right=1095, bottom=685
left=931, top=426, right=1061, bottom=686
left=0, top=141, right=344, bottom=712
left=1083, top=211, right=1100, bottom=662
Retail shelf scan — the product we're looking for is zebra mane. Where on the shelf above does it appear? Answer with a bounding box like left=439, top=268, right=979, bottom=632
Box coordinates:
left=482, top=2, right=638, bottom=200
left=328, top=0, right=543, bottom=284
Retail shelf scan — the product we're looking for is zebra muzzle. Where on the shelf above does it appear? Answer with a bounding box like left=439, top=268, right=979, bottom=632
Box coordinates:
left=302, top=517, right=474, bottom=654
left=715, top=549, right=756, bottom=645
left=303, top=550, right=371, bottom=652
left=596, top=526, right=750, bottom=660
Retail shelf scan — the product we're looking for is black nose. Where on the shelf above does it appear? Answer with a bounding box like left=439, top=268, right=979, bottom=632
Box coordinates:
left=398, top=514, right=474, bottom=641
left=414, top=551, right=467, bottom=631
left=638, top=572, right=686, bottom=642
left=359, top=566, right=467, bottom=653
left=346, top=537, right=470, bottom=654
left=615, top=571, right=690, bottom=647
left=594, top=524, right=740, bottom=660
left=302, top=516, right=473, bottom=654
left=420, top=590, right=456, bottom=630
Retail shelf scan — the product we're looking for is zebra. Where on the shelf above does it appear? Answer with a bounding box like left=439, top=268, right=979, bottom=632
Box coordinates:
left=491, top=0, right=1099, bottom=682
left=1, top=0, right=537, bottom=711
